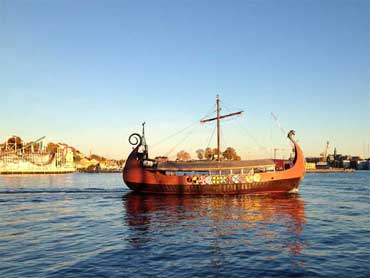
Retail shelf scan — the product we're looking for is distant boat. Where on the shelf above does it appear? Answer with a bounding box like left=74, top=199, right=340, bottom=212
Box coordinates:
left=123, top=96, right=305, bottom=194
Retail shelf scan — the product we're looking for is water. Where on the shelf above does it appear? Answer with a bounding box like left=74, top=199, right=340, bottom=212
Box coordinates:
left=0, top=172, right=369, bottom=277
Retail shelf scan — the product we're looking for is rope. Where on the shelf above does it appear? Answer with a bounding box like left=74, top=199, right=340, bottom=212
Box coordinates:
left=164, top=127, right=198, bottom=157
left=221, top=102, right=244, bottom=122
left=200, top=104, right=217, bottom=122
left=235, top=120, right=271, bottom=157
left=205, top=125, right=216, bottom=149
left=150, top=120, right=199, bottom=149
left=270, top=112, right=294, bottom=147
left=222, top=102, right=290, bottom=157
left=160, top=103, right=218, bottom=157
left=150, top=104, right=216, bottom=149
left=270, top=112, right=287, bottom=135
left=220, top=99, right=244, bottom=113
left=220, top=127, right=227, bottom=151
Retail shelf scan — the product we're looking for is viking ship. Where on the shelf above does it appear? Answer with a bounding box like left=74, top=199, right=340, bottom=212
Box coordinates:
left=123, top=96, right=305, bottom=194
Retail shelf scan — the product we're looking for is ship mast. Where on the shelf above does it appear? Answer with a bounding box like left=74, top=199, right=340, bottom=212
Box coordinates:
left=216, top=95, right=221, bottom=161
left=200, top=95, right=243, bottom=161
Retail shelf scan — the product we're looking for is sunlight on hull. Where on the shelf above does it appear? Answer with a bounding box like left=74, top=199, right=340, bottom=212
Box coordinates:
left=288, top=187, right=299, bottom=193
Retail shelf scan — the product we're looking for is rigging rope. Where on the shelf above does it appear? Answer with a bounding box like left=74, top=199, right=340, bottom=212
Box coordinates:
left=220, top=127, right=227, bottom=151
left=220, top=102, right=244, bottom=122
left=205, top=125, right=216, bottom=149
left=150, top=120, right=199, bottom=149
left=153, top=103, right=218, bottom=157
left=235, top=120, right=271, bottom=157
left=222, top=101, right=290, bottom=157
left=270, top=112, right=294, bottom=147
left=164, top=127, right=198, bottom=157
left=220, top=99, right=244, bottom=113
left=200, top=104, right=217, bottom=122
left=270, top=112, right=287, bottom=135
left=150, top=104, right=216, bottom=149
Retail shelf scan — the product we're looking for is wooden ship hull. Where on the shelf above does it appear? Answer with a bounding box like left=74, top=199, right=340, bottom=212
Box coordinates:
left=124, top=176, right=303, bottom=195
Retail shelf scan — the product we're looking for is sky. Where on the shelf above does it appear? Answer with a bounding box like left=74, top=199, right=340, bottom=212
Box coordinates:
left=0, top=0, right=369, bottom=159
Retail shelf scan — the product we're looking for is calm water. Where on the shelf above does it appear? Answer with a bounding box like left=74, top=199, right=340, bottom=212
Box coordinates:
left=0, top=172, right=369, bottom=277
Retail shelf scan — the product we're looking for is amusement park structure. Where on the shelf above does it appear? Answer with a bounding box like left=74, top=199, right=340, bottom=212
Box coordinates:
left=0, top=136, right=76, bottom=174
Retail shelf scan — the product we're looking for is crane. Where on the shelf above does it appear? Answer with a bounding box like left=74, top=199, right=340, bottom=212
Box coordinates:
left=272, top=147, right=288, bottom=160
left=320, top=141, right=330, bottom=162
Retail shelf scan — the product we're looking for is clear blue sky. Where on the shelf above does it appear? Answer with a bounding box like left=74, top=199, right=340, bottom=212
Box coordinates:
left=1, top=0, right=369, bottom=159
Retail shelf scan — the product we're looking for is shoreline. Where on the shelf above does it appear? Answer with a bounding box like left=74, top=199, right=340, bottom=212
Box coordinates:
left=306, top=168, right=356, bottom=173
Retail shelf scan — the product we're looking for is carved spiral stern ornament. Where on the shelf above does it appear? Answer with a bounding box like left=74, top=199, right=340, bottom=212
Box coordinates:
left=129, top=133, right=142, bottom=147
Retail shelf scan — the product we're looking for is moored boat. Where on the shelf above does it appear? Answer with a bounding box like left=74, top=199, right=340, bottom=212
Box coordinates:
left=123, top=96, right=305, bottom=194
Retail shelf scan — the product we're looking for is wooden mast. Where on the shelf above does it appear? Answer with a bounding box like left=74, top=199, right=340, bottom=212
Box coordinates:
left=216, top=95, right=221, bottom=161
left=200, top=95, right=243, bottom=161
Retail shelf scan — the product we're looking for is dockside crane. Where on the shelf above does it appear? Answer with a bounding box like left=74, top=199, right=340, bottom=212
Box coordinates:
left=320, top=141, right=330, bottom=162
left=272, top=148, right=288, bottom=160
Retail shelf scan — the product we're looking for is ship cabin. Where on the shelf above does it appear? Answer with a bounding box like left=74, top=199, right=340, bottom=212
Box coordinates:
left=144, top=158, right=277, bottom=177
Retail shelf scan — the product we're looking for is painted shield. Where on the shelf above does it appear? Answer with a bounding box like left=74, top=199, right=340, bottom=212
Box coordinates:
left=204, top=176, right=212, bottom=185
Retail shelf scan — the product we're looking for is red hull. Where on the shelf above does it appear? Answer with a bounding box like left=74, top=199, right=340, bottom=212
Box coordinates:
left=123, top=131, right=305, bottom=195
left=125, top=178, right=302, bottom=194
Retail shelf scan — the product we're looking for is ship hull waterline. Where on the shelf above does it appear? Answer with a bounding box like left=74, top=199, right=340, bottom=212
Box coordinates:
left=124, top=178, right=302, bottom=195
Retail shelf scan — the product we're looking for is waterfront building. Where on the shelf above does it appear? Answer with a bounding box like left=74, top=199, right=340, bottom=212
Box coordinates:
left=305, top=162, right=316, bottom=170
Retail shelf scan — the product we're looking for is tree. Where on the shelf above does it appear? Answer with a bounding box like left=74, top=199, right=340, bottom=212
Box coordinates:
left=222, top=147, right=241, bottom=160
left=204, top=147, right=213, bottom=160
left=91, top=154, right=107, bottom=161
left=196, top=149, right=205, bottom=160
left=212, top=148, right=220, bottom=160
left=176, top=150, right=191, bottom=161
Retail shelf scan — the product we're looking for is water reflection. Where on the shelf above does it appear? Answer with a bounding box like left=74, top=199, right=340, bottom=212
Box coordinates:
left=122, top=192, right=306, bottom=256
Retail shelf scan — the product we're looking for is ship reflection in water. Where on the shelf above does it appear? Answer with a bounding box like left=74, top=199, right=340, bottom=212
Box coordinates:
left=122, top=191, right=306, bottom=264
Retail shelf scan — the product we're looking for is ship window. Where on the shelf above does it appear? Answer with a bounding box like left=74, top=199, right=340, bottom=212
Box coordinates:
left=172, top=171, right=210, bottom=176
left=175, top=171, right=200, bottom=176
left=232, top=169, right=241, bottom=174
left=195, top=171, right=208, bottom=176
left=255, top=168, right=265, bottom=173
left=210, top=171, right=218, bottom=175
left=165, top=171, right=175, bottom=176
left=243, top=168, right=254, bottom=175
left=220, top=170, right=230, bottom=175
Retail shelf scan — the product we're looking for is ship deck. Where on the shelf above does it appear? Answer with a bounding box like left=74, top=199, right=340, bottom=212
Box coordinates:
left=156, top=159, right=275, bottom=171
